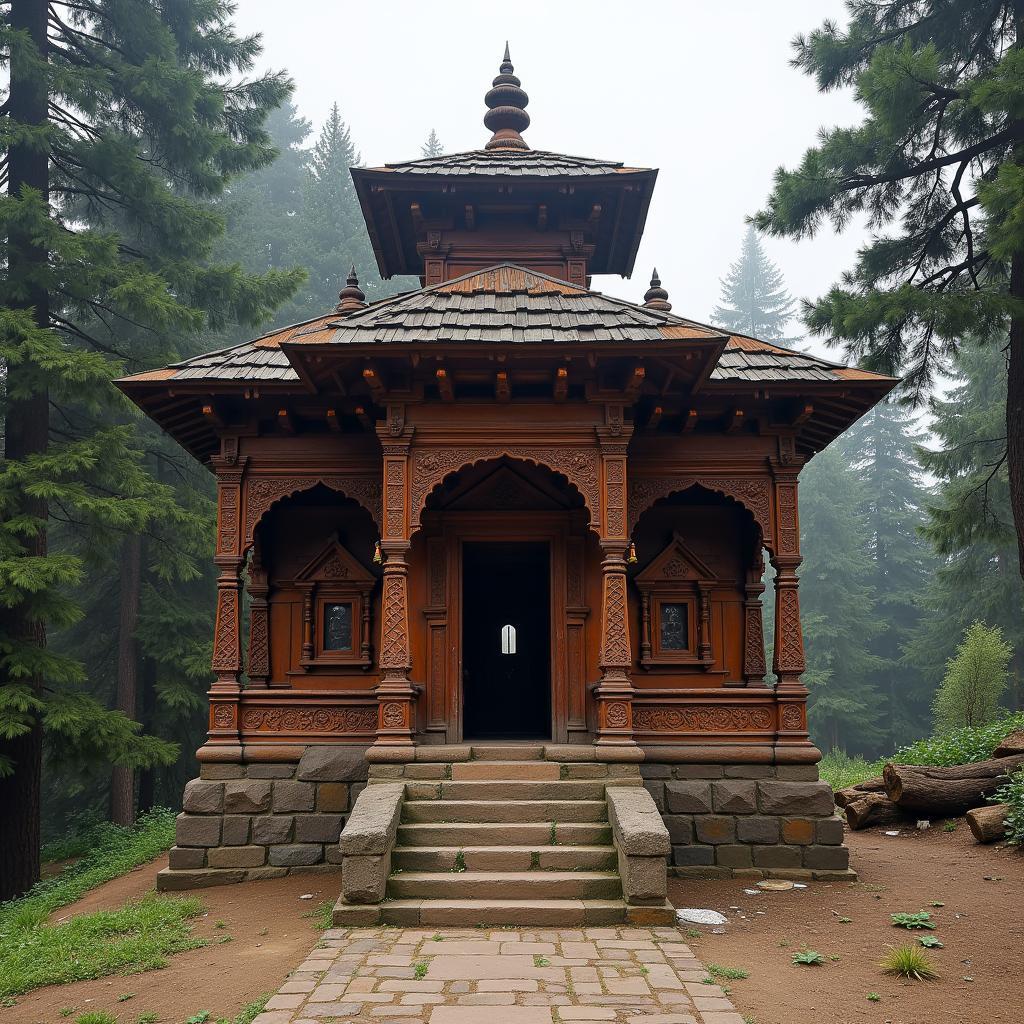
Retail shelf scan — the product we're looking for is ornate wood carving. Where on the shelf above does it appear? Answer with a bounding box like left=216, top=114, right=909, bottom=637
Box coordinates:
left=633, top=704, right=775, bottom=732
left=241, top=705, right=378, bottom=733
left=779, top=702, right=806, bottom=732
left=246, top=543, right=271, bottom=686
left=598, top=568, right=631, bottom=669
left=743, top=602, right=767, bottom=679
left=776, top=587, right=806, bottom=674
left=410, top=447, right=601, bottom=532
left=211, top=583, right=240, bottom=674
left=775, top=482, right=799, bottom=554
left=217, top=482, right=240, bottom=556
left=211, top=703, right=235, bottom=729
left=243, top=474, right=383, bottom=545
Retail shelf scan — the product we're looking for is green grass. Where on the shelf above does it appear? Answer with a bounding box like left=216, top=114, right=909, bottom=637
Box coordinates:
left=414, top=961, right=429, bottom=979
left=818, top=750, right=885, bottom=790
left=0, top=891, right=207, bottom=997
left=881, top=944, right=938, bottom=980
left=706, top=963, right=749, bottom=980
left=305, top=899, right=334, bottom=932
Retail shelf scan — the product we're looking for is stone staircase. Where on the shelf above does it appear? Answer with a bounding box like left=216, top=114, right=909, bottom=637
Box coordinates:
left=333, top=744, right=675, bottom=927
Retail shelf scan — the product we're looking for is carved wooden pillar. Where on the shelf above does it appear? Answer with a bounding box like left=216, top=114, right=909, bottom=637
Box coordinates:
left=742, top=550, right=768, bottom=688
left=771, top=474, right=810, bottom=741
left=208, top=446, right=247, bottom=746
left=246, top=539, right=271, bottom=688
left=594, top=408, right=637, bottom=745
left=374, top=409, right=417, bottom=748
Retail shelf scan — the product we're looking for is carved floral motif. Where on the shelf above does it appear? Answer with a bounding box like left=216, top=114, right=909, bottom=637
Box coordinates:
left=247, top=607, right=270, bottom=679
left=777, top=588, right=806, bottom=673
left=776, top=483, right=799, bottom=554
left=780, top=703, right=805, bottom=731
left=217, top=485, right=239, bottom=556
left=211, top=588, right=239, bottom=672
left=628, top=475, right=771, bottom=542
left=244, top=475, right=383, bottom=543
left=598, top=570, right=631, bottom=668
left=212, top=704, right=234, bottom=728
left=743, top=604, right=767, bottom=678
left=241, top=706, right=378, bottom=733
left=379, top=575, right=410, bottom=670
left=605, top=701, right=629, bottom=728
left=381, top=702, right=405, bottom=728
left=633, top=705, right=774, bottom=732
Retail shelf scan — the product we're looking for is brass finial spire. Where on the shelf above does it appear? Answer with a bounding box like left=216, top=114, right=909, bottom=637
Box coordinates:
left=643, top=268, right=672, bottom=312
left=336, top=265, right=367, bottom=314
left=484, top=43, right=530, bottom=151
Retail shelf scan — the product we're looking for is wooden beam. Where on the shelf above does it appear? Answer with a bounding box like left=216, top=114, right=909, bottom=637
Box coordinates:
left=464, top=204, right=476, bottom=230
left=725, top=408, right=745, bottom=433
left=362, top=365, right=385, bottom=403
left=201, top=403, right=224, bottom=429
left=436, top=367, right=454, bottom=403
left=326, top=408, right=342, bottom=433
left=495, top=369, right=511, bottom=402
left=681, top=408, right=698, bottom=433
left=277, top=407, right=295, bottom=434
left=625, top=363, right=646, bottom=402
left=791, top=402, right=814, bottom=427
left=354, top=405, right=373, bottom=431
left=537, top=204, right=548, bottom=230
left=648, top=405, right=663, bottom=429
left=553, top=365, right=569, bottom=402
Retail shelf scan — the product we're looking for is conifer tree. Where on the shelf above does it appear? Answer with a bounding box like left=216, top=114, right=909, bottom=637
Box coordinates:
left=0, top=0, right=300, bottom=899
left=754, top=1, right=1024, bottom=580
left=421, top=129, right=444, bottom=158
left=711, top=225, right=797, bottom=342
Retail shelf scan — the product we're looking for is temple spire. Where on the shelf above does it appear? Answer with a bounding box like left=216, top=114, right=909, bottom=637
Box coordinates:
left=336, top=265, right=367, bottom=314
left=484, top=43, right=530, bottom=151
left=643, top=268, right=672, bottom=312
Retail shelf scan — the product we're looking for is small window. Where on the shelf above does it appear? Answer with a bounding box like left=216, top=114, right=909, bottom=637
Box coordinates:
left=500, top=623, right=517, bottom=655
left=324, top=603, right=353, bottom=652
left=659, top=602, right=689, bottom=651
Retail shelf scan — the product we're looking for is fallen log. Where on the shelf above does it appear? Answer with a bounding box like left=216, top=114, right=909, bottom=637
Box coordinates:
left=994, top=730, right=1024, bottom=758
left=844, top=792, right=910, bottom=830
left=883, top=753, right=1024, bottom=816
left=834, top=776, right=886, bottom=809
left=966, top=804, right=1008, bottom=844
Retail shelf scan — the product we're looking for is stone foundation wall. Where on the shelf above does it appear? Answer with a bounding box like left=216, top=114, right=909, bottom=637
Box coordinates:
left=158, top=746, right=368, bottom=890
left=640, top=762, right=851, bottom=880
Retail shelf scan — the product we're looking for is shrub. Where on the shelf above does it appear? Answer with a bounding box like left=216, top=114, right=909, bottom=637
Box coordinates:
left=893, top=712, right=1024, bottom=767
left=992, top=767, right=1024, bottom=845
left=881, top=945, right=937, bottom=980
left=932, top=622, right=1012, bottom=733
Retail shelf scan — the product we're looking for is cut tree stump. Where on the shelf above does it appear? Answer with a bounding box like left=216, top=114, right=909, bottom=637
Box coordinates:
left=966, top=803, right=1008, bottom=844
left=993, top=730, right=1024, bottom=758
left=834, top=777, right=886, bottom=809
left=883, top=754, right=1024, bottom=816
left=844, top=792, right=909, bottom=830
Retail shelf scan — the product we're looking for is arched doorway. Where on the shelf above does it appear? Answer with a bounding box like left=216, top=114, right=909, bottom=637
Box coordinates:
left=414, top=457, right=592, bottom=743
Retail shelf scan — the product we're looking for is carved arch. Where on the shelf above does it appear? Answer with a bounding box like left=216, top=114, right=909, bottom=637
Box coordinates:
left=628, top=475, right=773, bottom=552
left=411, top=448, right=599, bottom=534
left=243, top=474, right=383, bottom=550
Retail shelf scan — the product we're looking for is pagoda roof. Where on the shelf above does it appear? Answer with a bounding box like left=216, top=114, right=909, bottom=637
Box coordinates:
left=364, top=148, right=644, bottom=179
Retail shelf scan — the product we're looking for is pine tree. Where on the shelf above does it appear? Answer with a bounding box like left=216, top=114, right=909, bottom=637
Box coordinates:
left=841, top=400, right=934, bottom=746
left=0, top=0, right=301, bottom=899
left=753, top=2, right=1024, bottom=581
left=933, top=622, right=1012, bottom=732
left=798, top=446, right=885, bottom=753
left=421, top=129, right=444, bottom=158
left=711, top=225, right=797, bottom=342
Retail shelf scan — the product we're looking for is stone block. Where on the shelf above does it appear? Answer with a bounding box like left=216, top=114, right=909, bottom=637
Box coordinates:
left=272, top=780, right=315, bottom=812
left=168, top=845, right=206, bottom=869
left=157, top=867, right=244, bottom=890
left=223, top=779, right=272, bottom=814
left=176, top=812, right=221, bottom=847
left=671, top=764, right=724, bottom=779
left=642, top=780, right=665, bottom=810
left=620, top=854, right=667, bottom=903
left=247, top=764, right=296, bottom=779
left=607, top=764, right=641, bottom=778
left=803, top=845, right=850, bottom=871
left=758, top=781, right=835, bottom=816
left=200, top=764, right=245, bottom=780
left=817, top=816, right=845, bottom=845
left=317, top=782, right=350, bottom=813
left=325, top=845, right=345, bottom=864
left=694, top=815, right=735, bottom=845
left=664, top=781, right=713, bottom=814
left=715, top=844, right=753, bottom=869
left=775, top=765, right=820, bottom=781
left=606, top=786, right=670, bottom=856
left=268, top=843, right=323, bottom=867
left=665, top=815, right=694, bottom=845
left=341, top=853, right=389, bottom=903
left=182, top=779, right=224, bottom=814
left=639, top=764, right=671, bottom=779
left=252, top=814, right=293, bottom=844
left=672, top=845, right=714, bottom=866
left=562, top=763, right=608, bottom=779
left=781, top=818, right=816, bottom=845
left=339, top=783, right=404, bottom=856
left=404, top=763, right=447, bottom=779
left=752, top=844, right=802, bottom=868
left=368, top=764, right=405, bottom=779
left=724, top=765, right=775, bottom=779
left=711, top=780, right=757, bottom=814
left=296, top=745, right=369, bottom=783
left=736, top=816, right=779, bottom=845
left=246, top=867, right=289, bottom=881
left=208, top=845, right=267, bottom=868
left=221, top=815, right=251, bottom=846
left=294, top=813, right=345, bottom=843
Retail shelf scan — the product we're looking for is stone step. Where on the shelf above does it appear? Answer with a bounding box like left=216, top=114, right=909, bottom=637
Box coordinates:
left=407, top=779, right=608, bottom=801
left=397, top=821, right=613, bottom=847
left=391, top=844, right=618, bottom=873
left=451, top=760, right=561, bottom=780
left=469, top=744, right=545, bottom=761
left=402, top=799, right=609, bottom=824
left=388, top=869, right=622, bottom=901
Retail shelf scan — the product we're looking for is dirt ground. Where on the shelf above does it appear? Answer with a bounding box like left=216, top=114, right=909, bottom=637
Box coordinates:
left=670, top=825, right=1024, bottom=1024
left=10, top=857, right=340, bottom=1024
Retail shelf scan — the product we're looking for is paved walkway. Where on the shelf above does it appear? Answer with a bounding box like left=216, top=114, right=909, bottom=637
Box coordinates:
left=252, top=926, right=745, bottom=1024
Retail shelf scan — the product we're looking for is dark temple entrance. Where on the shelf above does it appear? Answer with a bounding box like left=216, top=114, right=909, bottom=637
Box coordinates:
left=462, top=541, right=551, bottom=740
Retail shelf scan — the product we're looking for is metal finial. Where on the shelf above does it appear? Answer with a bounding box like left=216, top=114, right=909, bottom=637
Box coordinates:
left=644, top=268, right=672, bottom=312
left=484, top=43, right=530, bottom=151
left=336, top=266, right=367, bottom=314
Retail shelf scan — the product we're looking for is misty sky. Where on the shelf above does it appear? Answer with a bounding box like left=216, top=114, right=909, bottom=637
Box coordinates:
left=232, top=1, right=866, bottom=358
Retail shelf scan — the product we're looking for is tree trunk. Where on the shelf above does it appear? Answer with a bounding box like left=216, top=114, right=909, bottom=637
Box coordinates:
left=834, top=776, right=886, bottom=808
left=966, top=803, right=1008, bottom=843
left=0, top=0, right=49, bottom=904
left=883, top=754, right=1024, bottom=815
left=845, top=792, right=910, bottom=830
left=136, top=654, right=159, bottom=815
left=994, top=729, right=1024, bottom=758
left=1012, top=8, right=1024, bottom=582
left=110, top=534, right=143, bottom=825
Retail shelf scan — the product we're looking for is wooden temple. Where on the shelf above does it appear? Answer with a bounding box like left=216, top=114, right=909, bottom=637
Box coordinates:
left=119, top=49, right=894, bottom=781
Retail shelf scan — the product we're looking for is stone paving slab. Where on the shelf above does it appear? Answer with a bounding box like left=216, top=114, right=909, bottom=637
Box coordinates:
left=254, top=926, right=745, bottom=1024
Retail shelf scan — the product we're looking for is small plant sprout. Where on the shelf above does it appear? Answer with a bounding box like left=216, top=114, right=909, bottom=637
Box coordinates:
left=791, top=948, right=826, bottom=966
left=866, top=993, right=881, bottom=1002
left=890, top=911, right=935, bottom=930
left=707, top=964, right=750, bottom=980
left=432, top=933, right=444, bottom=941
left=453, top=850, right=467, bottom=873
left=838, top=916, right=852, bottom=924
left=59, top=1011, right=75, bottom=1019
left=117, top=993, right=135, bottom=1002
left=942, top=820, right=958, bottom=832
left=686, top=928, right=701, bottom=939
left=918, top=935, right=944, bottom=948
left=881, top=944, right=938, bottom=980
left=533, top=955, right=550, bottom=967
left=414, top=961, right=429, bottom=979
left=214, top=920, right=226, bottom=929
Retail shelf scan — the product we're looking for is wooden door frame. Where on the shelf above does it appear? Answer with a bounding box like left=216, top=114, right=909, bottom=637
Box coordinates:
left=440, top=512, right=570, bottom=744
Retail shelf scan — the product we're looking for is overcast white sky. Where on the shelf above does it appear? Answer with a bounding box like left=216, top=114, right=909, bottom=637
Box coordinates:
left=232, top=0, right=866, bottom=359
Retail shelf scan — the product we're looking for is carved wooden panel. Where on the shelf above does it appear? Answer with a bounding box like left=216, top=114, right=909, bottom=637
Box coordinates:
left=743, top=602, right=767, bottom=679
left=776, top=588, right=806, bottom=674
left=211, top=586, right=240, bottom=673
left=217, top=482, right=240, bottom=556
left=775, top=482, right=799, bottom=554
left=779, top=702, right=806, bottom=732
left=241, top=704, right=378, bottom=734
left=598, top=569, right=631, bottom=669
left=379, top=574, right=411, bottom=670
left=633, top=703, right=775, bottom=732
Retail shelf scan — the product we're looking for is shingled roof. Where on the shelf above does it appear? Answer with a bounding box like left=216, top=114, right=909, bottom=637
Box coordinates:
left=368, top=148, right=640, bottom=178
